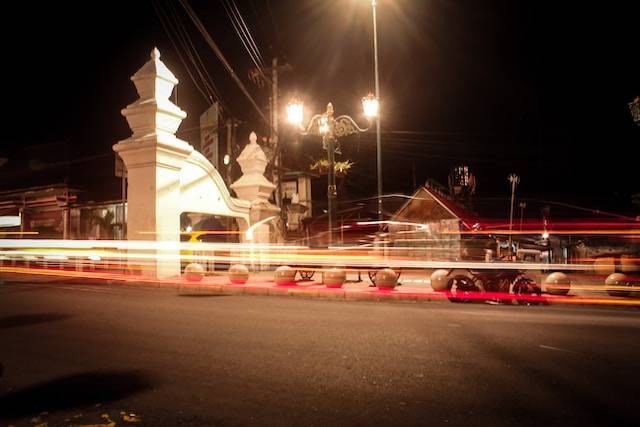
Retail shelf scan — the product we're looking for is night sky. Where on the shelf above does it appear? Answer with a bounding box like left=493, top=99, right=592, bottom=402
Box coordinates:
left=1, top=1, right=638, bottom=215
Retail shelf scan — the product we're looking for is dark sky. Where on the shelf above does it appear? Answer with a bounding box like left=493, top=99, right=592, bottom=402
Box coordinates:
left=1, top=0, right=638, bottom=213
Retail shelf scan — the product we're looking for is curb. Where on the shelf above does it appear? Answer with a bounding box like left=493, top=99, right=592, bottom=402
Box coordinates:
left=2, top=270, right=639, bottom=308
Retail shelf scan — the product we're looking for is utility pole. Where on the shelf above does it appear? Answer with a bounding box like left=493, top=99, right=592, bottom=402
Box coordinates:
left=225, top=118, right=233, bottom=186
left=371, top=0, right=383, bottom=227
left=508, top=173, right=520, bottom=259
left=519, top=201, right=526, bottom=231
left=271, top=57, right=280, bottom=208
left=262, top=58, right=291, bottom=208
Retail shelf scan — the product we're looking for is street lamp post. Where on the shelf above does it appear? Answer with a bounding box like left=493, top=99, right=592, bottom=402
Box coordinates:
left=287, top=98, right=377, bottom=246
left=507, top=173, right=520, bottom=258
left=369, top=0, right=383, bottom=225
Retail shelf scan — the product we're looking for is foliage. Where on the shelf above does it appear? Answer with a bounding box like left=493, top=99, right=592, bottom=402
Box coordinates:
left=309, top=158, right=353, bottom=177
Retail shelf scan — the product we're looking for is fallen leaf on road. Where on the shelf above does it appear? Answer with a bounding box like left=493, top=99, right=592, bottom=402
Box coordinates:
left=121, top=411, right=142, bottom=422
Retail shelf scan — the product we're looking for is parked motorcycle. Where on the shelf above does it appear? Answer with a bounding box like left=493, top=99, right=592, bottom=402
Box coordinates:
left=445, top=269, right=542, bottom=305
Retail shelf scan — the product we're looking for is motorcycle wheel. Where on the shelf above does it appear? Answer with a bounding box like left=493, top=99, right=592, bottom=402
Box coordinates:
left=447, top=276, right=482, bottom=303
left=512, top=278, right=542, bottom=305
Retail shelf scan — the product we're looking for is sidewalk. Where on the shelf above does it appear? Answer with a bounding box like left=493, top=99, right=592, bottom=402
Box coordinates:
left=2, top=266, right=638, bottom=308
left=0, top=267, right=443, bottom=303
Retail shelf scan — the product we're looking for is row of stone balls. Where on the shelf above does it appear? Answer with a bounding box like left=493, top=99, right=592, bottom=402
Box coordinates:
left=184, top=263, right=399, bottom=289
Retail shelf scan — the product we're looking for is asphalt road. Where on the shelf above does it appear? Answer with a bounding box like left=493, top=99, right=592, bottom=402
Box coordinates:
left=1, top=280, right=639, bottom=427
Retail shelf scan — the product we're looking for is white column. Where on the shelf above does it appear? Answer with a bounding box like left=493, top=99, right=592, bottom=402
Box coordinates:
left=113, top=48, right=193, bottom=279
left=230, top=132, right=281, bottom=268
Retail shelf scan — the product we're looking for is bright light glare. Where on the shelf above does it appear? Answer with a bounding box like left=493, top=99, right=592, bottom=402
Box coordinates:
left=0, top=214, right=21, bottom=227
left=319, top=116, right=329, bottom=135
left=542, top=231, right=549, bottom=239
left=245, top=215, right=278, bottom=241
left=362, top=93, right=379, bottom=118
left=286, top=100, right=304, bottom=126
left=223, top=154, right=230, bottom=165
left=186, top=225, right=193, bottom=233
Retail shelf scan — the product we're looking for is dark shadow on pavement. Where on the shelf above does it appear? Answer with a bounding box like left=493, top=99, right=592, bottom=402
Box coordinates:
left=0, top=370, right=154, bottom=419
left=0, top=313, right=72, bottom=330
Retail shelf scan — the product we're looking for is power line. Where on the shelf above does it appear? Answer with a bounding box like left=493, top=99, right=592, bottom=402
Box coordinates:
left=230, top=0, right=265, bottom=66
left=164, top=0, right=228, bottom=110
left=152, top=0, right=209, bottom=103
left=178, top=0, right=270, bottom=125
left=221, top=0, right=264, bottom=70
left=152, top=0, right=225, bottom=108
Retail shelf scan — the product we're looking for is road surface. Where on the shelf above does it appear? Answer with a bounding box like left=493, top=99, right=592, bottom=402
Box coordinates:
left=1, top=279, right=639, bottom=426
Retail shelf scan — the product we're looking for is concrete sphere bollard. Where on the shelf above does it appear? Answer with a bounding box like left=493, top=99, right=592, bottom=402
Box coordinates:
left=544, top=272, right=571, bottom=296
left=228, top=264, right=249, bottom=285
left=604, top=272, right=630, bottom=297
left=323, top=268, right=346, bottom=288
left=274, top=265, right=297, bottom=286
left=184, top=263, right=205, bottom=282
left=376, top=268, right=398, bottom=290
left=430, top=269, right=450, bottom=292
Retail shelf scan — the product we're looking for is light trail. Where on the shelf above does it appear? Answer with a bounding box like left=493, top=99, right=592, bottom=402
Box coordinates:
left=0, top=238, right=600, bottom=271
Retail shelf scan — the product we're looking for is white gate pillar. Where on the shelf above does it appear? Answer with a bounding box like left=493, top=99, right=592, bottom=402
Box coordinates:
left=113, top=48, right=193, bottom=279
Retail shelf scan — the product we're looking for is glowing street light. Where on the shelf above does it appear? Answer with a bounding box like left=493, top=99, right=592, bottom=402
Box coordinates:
left=286, top=98, right=304, bottom=126
left=286, top=99, right=374, bottom=246
left=362, top=93, right=379, bottom=119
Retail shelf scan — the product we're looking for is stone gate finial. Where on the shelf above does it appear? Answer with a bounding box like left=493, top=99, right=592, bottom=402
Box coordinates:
left=230, top=131, right=276, bottom=204
left=121, top=47, right=186, bottom=139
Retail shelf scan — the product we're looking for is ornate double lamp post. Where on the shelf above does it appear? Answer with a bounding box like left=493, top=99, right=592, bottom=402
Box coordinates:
left=286, top=96, right=379, bottom=246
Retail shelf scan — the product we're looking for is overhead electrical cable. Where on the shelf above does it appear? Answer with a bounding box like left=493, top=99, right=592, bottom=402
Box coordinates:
left=221, top=0, right=261, bottom=70
left=220, top=0, right=271, bottom=84
left=151, top=0, right=213, bottom=104
left=164, top=0, right=228, bottom=110
left=221, top=0, right=262, bottom=69
left=178, top=0, right=270, bottom=125
left=230, top=0, right=265, bottom=66
left=153, top=0, right=231, bottom=114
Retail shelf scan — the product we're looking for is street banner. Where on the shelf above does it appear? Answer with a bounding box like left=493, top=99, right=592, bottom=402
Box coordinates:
left=200, top=103, right=219, bottom=168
